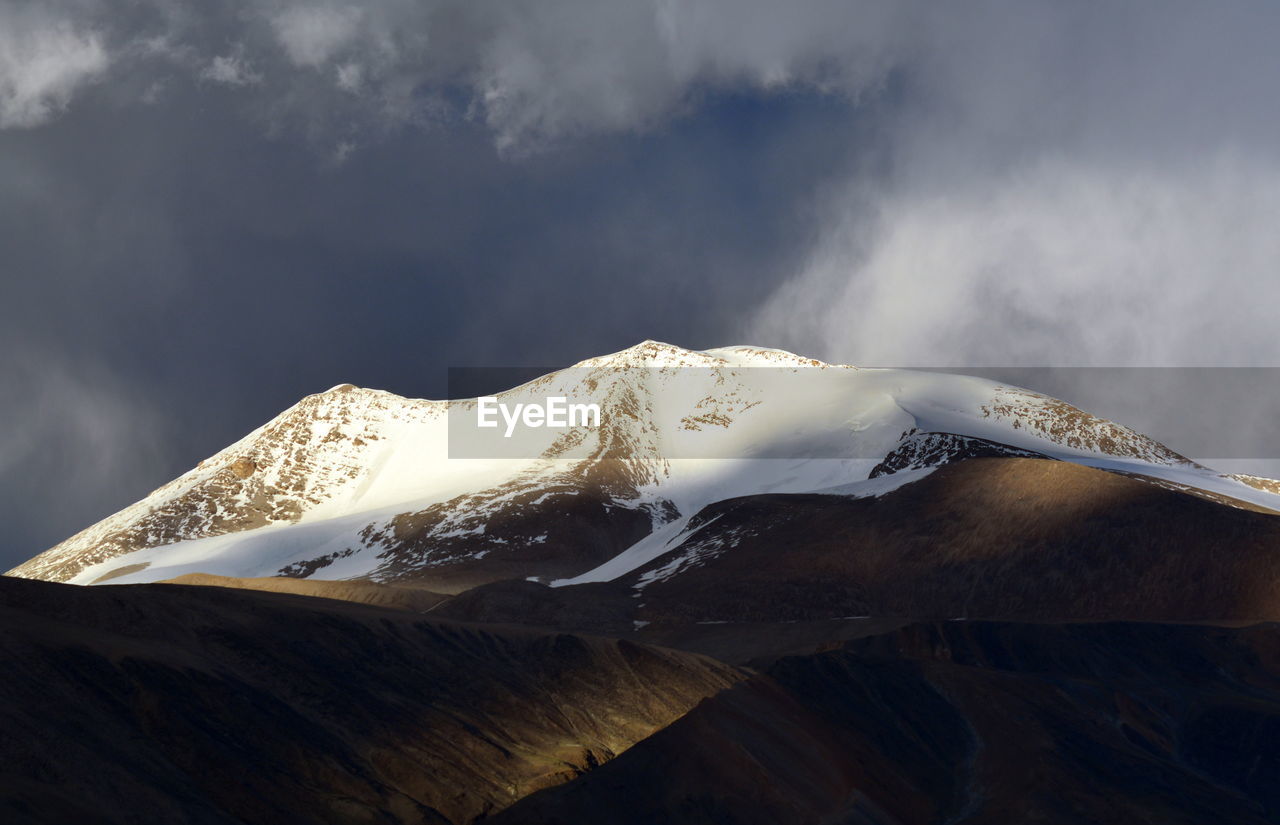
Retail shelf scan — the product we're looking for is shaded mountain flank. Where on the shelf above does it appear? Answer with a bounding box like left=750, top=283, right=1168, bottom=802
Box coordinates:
left=0, top=575, right=740, bottom=825
left=429, top=457, right=1280, bottom=631
left=494, top=620, right=1280, bottom=825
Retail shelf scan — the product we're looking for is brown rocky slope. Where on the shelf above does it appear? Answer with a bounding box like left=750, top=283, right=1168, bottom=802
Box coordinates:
left=0, top=575, right=741, bottom=825
left=160, top=572, right=451, bottom=612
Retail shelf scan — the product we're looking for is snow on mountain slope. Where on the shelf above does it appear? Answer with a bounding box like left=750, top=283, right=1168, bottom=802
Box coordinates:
left=8, top=341, right=1280, bottom=590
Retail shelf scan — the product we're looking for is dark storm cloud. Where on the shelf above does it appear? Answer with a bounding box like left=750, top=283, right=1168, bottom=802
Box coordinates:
left=4, top=1, right=1280, bottom=565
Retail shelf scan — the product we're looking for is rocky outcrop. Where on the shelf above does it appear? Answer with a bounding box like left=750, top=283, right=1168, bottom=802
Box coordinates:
left=869, top=429, right=1047, bottom=477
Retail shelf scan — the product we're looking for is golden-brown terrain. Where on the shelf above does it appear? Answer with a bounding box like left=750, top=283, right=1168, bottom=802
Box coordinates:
left=0, top=576, right=740, bottom=824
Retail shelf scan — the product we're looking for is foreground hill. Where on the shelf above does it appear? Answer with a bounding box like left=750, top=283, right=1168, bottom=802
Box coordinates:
left=11, top=342, right=1278, bottom=591
left=0, top=575, right=740, bottom=825
left=9, top=570, right=1280, bottom=825
left=494, top=621, right=1280, bottom=825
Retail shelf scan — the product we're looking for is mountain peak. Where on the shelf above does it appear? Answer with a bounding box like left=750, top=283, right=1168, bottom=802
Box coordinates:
left=576, top=340, right=718, bottom=369
left=578, top=341, right=835, bottom=370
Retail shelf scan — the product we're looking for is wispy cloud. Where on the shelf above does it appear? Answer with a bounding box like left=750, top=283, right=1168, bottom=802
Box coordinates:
left=755, top=152, right=1280, bottom=367
left=0, top=10, right=108, bottom=128
left=270, top=5, right=363, bottom=68
left=201, top=51, right=261, bottom=87
left=0, top=1, right=907, bottom=149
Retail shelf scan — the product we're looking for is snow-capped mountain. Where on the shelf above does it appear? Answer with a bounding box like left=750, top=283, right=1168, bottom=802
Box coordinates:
left=9, top=341, right=1280, bottom=590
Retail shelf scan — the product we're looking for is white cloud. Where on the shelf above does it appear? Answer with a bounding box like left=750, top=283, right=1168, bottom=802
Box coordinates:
left=271, top=5, right=363, bottom=68
left=331, top=139, right=356, bottom=164
left=201, top=52, right=261, bottom=87
left=0, top=14, right=108, bottom=128
left=744, top=2, right=1280, bottom=368
left=335, top=61, right=362, bottom=92
left=754, top=152, right=1280, bottom=367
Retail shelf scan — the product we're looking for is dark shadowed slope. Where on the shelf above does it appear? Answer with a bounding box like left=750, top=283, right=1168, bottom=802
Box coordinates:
left=495, top=621, right=1280, bottom=825
left=623, top=457, right=1280, bottom=623
left=0, top=576, right=741, bottom=825
left=433, top=457, right=1280, bottom=635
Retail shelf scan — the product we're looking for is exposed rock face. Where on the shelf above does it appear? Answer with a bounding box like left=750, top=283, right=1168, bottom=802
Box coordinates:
left=7, top=384, right=438, bottom=584
left=869, top=429, right=1048, bottom=477
left=494, top=621, right=1280, bottom=825
left=978, top=386, right=1197, bottom=465
left=354, top=473, right=669, bottom=591
left=0, top=575, right=742, bottom=825
left=1234, top=473, right=1280, bottom=495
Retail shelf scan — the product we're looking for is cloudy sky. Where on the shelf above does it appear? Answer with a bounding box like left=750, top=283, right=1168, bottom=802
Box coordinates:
left=3, top=0, right=1280, bottom=566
